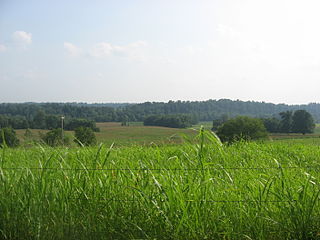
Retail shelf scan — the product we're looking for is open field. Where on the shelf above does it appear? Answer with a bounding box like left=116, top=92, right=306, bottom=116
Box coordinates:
left=95, top=122, right=197, bottom=146
left=314, top=124, right=320, bottom=134
left=1, top=131, right=320, bottom=239
left=14, top=122, right=198, bottom=147
left=266, top=137, right=320, bottom=146
left=266, top=125, right=320, bottom=140
left=13, top=122, right=320, bottom=149
left=191, top=121, right=213, bottom=130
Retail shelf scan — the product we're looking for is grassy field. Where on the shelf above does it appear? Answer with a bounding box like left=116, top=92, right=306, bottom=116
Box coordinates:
left=14, top=121, right=320, bottom=148
left=191, top=121, right=213, bottom=130
left=1, top=131, right=320, bottom=239
left=14, top=122, right=198, bottom=147
left=95, top=122, right=197, bottom=146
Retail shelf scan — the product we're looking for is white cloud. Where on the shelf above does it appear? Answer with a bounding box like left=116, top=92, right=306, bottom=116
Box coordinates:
left=64, top=42, right=82, bottom=56
left=12, top=31, right=32, bottom=46
left=90, top=42, right=113, bottom=57
left=90, top=41, right=147, bottom=60
left=0, top=44, right=6, bottom=52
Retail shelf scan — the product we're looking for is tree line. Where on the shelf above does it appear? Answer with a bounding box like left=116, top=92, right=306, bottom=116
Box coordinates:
left=213, top=109, right=315, bottom=144
left=0, top=126, right=97, bottom=148
left=0, top=111, right=99, bottom=131
left=213, top=110, right=315, bottom=135
left=1, top=100, right=320, bottom=123
left=143, top=114, right=197, bottom=128
left=214, top=110, right=315, bottom=143
left=262, top=110, right=315, bottom=134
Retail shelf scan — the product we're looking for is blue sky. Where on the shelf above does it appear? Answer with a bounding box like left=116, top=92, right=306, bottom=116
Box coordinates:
left=1, top=0, right=320, bottom=104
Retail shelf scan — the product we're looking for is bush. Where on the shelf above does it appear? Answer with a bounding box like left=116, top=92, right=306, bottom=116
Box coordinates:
left=292, top=110, right=315, bottom=134
left=42, top=128, right=69, bottom=147
left=0, top=127, right=20, bottom=147
left=216, top=116, right=268, bottom=143
left=65, top=118, right=99, bottom=132
left=74, top=127, right=97, bottom=146
left=261, top=117, right=280, bottom=133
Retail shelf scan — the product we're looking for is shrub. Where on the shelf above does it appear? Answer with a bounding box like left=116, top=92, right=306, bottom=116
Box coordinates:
left=216, top=116, right=268, bottom=143
left=65, top=118, right=99, bottom=132
left=42, top=128, right=69, bottom=147
left=0, top=127, right=20, bottom=147
left=74, top=127, right=97, bottom=146
left=292, top=110, right=315, bottom=134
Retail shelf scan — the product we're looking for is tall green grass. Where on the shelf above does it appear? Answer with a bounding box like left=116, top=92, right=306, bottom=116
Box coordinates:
left=1, top=131, right=320, bottom=239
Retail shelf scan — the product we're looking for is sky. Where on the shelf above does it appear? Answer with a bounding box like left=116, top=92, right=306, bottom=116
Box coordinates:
left=0, top=0, right=320, bottom=104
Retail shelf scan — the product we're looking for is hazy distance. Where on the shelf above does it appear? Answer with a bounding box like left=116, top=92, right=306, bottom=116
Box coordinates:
left=0, top=0, right=320, bottom=104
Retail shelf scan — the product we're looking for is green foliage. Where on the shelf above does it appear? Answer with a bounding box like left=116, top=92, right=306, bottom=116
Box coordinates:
left=32, top=110, right=46, bottom=129
left=144, top=114, right=195, bottom=128
left=65, top=118, right=99, bottom=132
left=267, top=110, right=316, bottom=134
left=0, top=111, right=100, bottom=132
left=2, top=140, right=320, bottom=239
left=44, top=115, right=60, bottom=129
left=121, top=115, right=129, bottom=126
left=121, top=121, right=128, bottom=126
left=211, top=114, right=229, bottom=131
left=279, top=111, right=293, bottom=133
left=41, top=128, right=69, bottom=147
left=2, top=100, right=320, bottom=123
left=23, top=128, right=33, bottom=139
left=74, top=127, right=97, bottom=146
left=0, top=114, right=29, bottom=129
left=292, top=110, right=315, bottom=134
left=216, top=116, right=268, bottom=142
left=0, top=127, right=19, bottom=147
left=262, top=117, right=280, bottom=133
left=94, top=122, right=196, bottom=146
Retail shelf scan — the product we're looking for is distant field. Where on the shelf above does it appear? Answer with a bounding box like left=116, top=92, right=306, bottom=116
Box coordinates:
left=269, top=124, right=320, bottom=141
left=15, top=128, right=74, bottom=145
left=268, top=137, right=320, bottom=145
left=314, top=123, right=320, bottom=134
left=13, top=121, right=320, bottom=147
left=190, top=121, right=213, bottom=130
left=14, top=122, right=197, bottom=147
left=95, top=122, right=197, bottom=146
left=269, top=133, right=320, bottom=140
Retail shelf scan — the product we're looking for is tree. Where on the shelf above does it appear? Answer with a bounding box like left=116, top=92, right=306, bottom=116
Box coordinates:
left=0, top=127, right=19, bottom=147
left=143, top=114, right=194, bottom=128
left=74, top=127, right=97, bottom=146
left=33, top=110, right=46, bottom=129
left=216, top=116, right=268, bottom=143
left=42, top=128, right=69, bottom=147
left=24, top=128, right=33, bottom=139
left=65, top=118, right=99, bottom=132
left=292, top=110, right=315, bottom=134
left=212, top=114, right=229, bottom=131
left=45, top=115, right=60, bottom=129
left=279, top=111, right=293, bottom=133
left=262, top=117, right=280, bottom=133
left=121, top=115, right=129, bottom=126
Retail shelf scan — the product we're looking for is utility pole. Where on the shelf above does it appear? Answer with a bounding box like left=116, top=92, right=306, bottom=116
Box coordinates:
left=61, top=116, right=65, bottom=143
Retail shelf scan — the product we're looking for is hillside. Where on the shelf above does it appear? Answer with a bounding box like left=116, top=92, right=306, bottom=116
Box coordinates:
left=1, top=99, right=320, bottom=122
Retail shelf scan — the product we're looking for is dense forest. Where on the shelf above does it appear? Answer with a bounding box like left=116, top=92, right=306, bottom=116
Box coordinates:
left=0, top=100, right=320, bottom=129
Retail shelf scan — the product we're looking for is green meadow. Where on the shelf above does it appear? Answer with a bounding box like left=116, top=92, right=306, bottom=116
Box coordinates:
left=95, top=122, right=197, bottom=146
left=14, top=121, right=320, bottom=147
left=15, top=122, right=198, bottom=147
left=1, top=129, right=320, bottom=239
